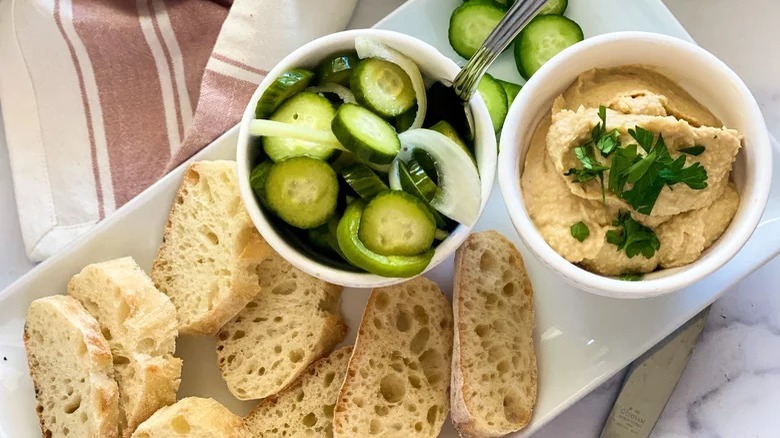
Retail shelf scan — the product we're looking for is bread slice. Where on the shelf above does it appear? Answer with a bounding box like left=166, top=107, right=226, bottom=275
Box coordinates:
left=68, top=257, right=183, bottom=437
left=333, top=277, right=453, bottom=438
left=24, top=295, right=120, bottom=438
left=151, top=160, right=273, bottom=335
left=216, top=251, right=347, bottom=400
left=244, top=346, right=353, bottom=437
left=450, top=231, right=538, bottom=438
left=130, top=397, right=251, bottom=438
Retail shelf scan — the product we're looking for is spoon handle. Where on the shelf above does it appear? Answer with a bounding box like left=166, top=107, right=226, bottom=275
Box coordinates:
left=453, top=0, right=549, bottom=100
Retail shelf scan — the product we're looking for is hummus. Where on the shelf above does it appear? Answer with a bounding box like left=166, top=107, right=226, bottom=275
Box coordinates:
left=521, top=66, right=742, bottom=276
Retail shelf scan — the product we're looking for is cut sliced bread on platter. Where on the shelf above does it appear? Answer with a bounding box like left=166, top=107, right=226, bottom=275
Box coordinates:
left=333, top=277, right=453, bottom=438
left=151, top=160, right=273, bottom=336
left=130, top=397, right=251, bottom=438
left=216, top=251, right=347, bottom=400
left=24, top=295, right=120, bottom=438
left=450, top=230, right=537, bottom=438
left=68, top=257, right=182, bottom=437
left=244, top=345, right=353, bottom=437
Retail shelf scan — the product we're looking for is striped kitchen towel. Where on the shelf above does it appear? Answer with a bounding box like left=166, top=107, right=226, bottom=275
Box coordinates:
left=0, top=0, right=357, bottom=261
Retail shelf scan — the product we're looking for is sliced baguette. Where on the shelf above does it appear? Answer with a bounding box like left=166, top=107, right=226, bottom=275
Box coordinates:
left=244, top=345, right=353, bottom=437
left=333, top=277, right=453, bottom=438
left=450, top=231, right=537, bottom=438
left=130, top=397, right=251, bottom=438
left=68, top=257, right=183, bottom=437
left=151, top=160, right=273, bottom=335
left=24, top=295, right=119, bottom=438
left=216, top=251, right=347, bottom=400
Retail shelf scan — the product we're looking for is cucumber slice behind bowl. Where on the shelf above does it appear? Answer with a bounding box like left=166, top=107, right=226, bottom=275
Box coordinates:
left=497, top=79, right=522, bottom=107
left=340, top=163, right=389, bottom=200
left=352, top=58, right=416, bottom=118
left=331, top=103, right=400, bottom=165
left=478, top=73, right=509, bottom=133
left=538, top=0, right=568, bottom=15
left=448, top=1, right=505, bottom=59
left=263, top=92, right=337, bottom=162
left=316, top=51, right=359, bottom=86
left=264, top=157, right=339, bottom=229
left=255, top=68, right=315, bottom=118
left=514, top=14, right=584, bottom=79
left=358, top=191, right=436, bottom=257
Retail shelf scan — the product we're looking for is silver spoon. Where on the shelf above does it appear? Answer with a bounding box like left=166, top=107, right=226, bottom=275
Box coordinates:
left=427, top=0, right=549, bottom=139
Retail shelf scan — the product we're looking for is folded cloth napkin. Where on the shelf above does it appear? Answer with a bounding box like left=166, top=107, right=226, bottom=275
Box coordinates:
left=0, top=0, right=357, bottom=261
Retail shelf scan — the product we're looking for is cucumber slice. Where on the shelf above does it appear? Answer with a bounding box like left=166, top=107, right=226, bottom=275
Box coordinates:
left=358, top=191, right=436, bottom=256
left=331, top=103, right=400, bottom=165
left=434, top=229, right=449, bottom=241
left=413, top=149, right=439, bottom=185
left=478, top=73, right=509, bottom=133
left=401, top=160, right=439, bottom=203
left=397, top=129, right=481, bottom=225
left=316, top=51, right=359, bottom=86
left=307, top=223, right=333, bottom=250
left=395, top=106, right=417, bottom=132
left=351, top=58, right=416, bottom=118
left=305, top=83, right=356, bottom=104
left=391, top=160, right=449, bottom=229
left=448, top=0, right=505, bottom=59
left=514, top=14, right=584, bottom=79
left=264, top=157, right=339, bottom=229
left=263, top=92, right=337, bottom=162
left=538, top=0, right=568, bottom=15
left=255, top=68, right=315, bottom=119
left=249, top=160, right=273, bottom=208
left=430, top=120, right=473, bottom=159
left=341, top=163, right=389, bottom=200
left=497, top=79, right=522, bottom=107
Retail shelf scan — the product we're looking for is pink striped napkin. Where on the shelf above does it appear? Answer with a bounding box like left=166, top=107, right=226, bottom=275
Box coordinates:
left=0, top=0, right=357, bottom=261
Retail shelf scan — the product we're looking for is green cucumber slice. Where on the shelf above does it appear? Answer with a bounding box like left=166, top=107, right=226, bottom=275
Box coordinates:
left=390, top=160, right=450, bottom=229
left=316, top=51, right=359, bottom=86
left=249, top=160, right=273, bottom=208
left=401, top=160, right=439, bottom=203
left=255, top=68, right=315, bottom=119
left=478, top=73, right=509, bottom=133
left=337, top=200, right=434, bottom=277
left=331, top=103, right=400, bottom=165
left=264, top=157, right=338, bottom=229
left=430, top=120, right=473, bottom=159
left=395, top=106, right=417, bottom=132
left=538, top=0, right=568, bottom=15
left=358, top=191, right=436, bottom=256
left=514, top=14, right=584, bottom=79
left=263, top=92, right=337, bottom=162
left=497, top=79, right=522, bottom=107
left=341, top=163, right=389, bottom=200
left=448, top=0, right=505, bottom=59
left=351, top=58, right=416, bottom=118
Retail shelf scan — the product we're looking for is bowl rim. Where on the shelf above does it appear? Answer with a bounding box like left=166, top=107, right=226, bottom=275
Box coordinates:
left=497, top=31, right=773, bottom=299
left=236, top=28, right=497, bottom=288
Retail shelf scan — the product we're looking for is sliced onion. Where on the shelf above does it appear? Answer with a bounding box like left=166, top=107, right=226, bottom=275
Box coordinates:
left=305, top=83, right=357, bottom=104
left=397, top=129, right=481, bottom=225
left=248, top=119, right=347, bottom=151
left=355, top=37, right=427, bottom=131
left=389, top=159, right=402, bottom=190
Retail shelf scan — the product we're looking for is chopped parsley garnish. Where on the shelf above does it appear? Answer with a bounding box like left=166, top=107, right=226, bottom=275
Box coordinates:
left=606, top=211, right=660, bottom=259
left=570, top=221, right=590, bottom=242
left=679, top=145, right=705, bottom=156
left=618, top=273, right=644, bottom=281
left=565, top=106, right=709, bottom=215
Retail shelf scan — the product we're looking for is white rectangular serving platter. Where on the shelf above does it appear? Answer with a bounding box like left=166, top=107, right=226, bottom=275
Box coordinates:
left=1, top=0, right=778, bottom=436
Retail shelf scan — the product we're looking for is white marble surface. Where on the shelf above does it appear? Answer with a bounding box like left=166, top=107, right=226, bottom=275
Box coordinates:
left=0, top=0, right=778, bottom=437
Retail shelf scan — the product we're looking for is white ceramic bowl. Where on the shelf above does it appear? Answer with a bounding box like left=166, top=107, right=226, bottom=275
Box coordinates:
left=498, top=31, right=772, bottom=299
left=237, top=29, right=497, bottom=288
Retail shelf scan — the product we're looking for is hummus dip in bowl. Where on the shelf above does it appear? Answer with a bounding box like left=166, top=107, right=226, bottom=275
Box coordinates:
left=498, top=32, right=772, bottom=298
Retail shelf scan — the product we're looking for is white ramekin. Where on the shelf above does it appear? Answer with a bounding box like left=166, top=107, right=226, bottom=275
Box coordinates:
left=498, top=31, right=772, bottom=299
left=237, top=29, right=497, bottom=288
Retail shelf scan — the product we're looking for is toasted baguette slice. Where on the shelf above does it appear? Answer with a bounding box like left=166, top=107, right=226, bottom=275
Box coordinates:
left=216, top=251, right=347, bottom=400
left=151, top=160, right=273, bottom=335
left=68, top=257, right=183, bottom=437
left=244, top=346, right=353, bottom=437
left=130, top=397, right=251, bottom=438
left=450, top=231, right=537, bottom=438
left=24, top=295, right=119, bottom=438
left=333, top=277, right=453, bottom=438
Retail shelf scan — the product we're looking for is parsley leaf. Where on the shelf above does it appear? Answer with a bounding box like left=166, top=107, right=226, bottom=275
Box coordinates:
left=628, top=126, right=655, bottom=153
left=679, top=145, right=705, bottom=156
left=660, top=161, right=708, bottom=189
left=607, top=143, right=640, bottom=195
left=597, top=129, right=621, bottom=157
left=618, top=273, right=644, bottom=281
left=570, top=221, right=590, bottom=242
left=605, top=211, right=660, bottom=259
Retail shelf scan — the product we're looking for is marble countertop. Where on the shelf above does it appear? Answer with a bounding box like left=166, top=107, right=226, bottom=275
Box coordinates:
left=1, top=0, right=778, bottom=436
